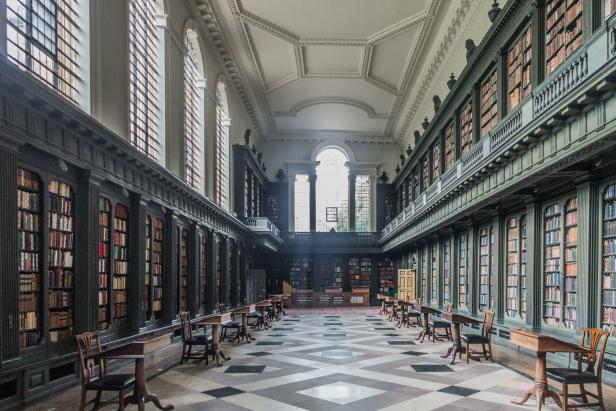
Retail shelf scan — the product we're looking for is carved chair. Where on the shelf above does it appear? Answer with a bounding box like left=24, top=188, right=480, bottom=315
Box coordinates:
left=429, top=304, right=453, bottom=342
left=75, top=331, right=135, bottom=411
left=179, top=311, right=212, bottom=364
left=461, top=310, right=494, bottom=363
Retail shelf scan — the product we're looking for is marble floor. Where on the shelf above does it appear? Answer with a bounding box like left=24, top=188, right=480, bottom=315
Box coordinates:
left=26, top=309, right=610, bottom=410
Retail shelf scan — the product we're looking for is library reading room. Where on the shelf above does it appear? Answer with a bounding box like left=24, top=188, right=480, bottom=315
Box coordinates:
left=4, top=0, right=616, bottom=410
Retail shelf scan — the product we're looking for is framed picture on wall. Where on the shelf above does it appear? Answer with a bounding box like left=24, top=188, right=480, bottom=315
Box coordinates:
left=326, top=207, right=338, bottom=222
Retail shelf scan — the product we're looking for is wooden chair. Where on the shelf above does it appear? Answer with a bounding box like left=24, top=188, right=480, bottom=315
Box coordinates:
left=180, top=311, right=212, bottom=364
left=429, top=304, right=453, bottom=342
left=75, top=331, right=135, bottom=411
left=546, top=327, right=610, bottom=411
left=460, top=310, right=494, bottom=363
left=406, top=299, right=423, bottom=328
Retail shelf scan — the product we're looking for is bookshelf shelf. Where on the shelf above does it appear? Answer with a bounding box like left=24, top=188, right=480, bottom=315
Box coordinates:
left=200, top=234, right=207, bottom=311
left=506, top=217, right=520, bottom=318
left=543, top=203, right=562, bottom=326
left=508, top=25, right=532, bottom=111
left=431, top=243, right=438, bottom=304
left=349, top=257, right=372, bottom=289
left=602, top=185, right=616, bottom=329
left=112, top=204, right=129, bottom=330
left=377, top=258, right=394, bottom=294
left=546, top=0, right=583, bottom=76
left=290, top=256, right=314, bottom=290
left=444, top=122, right=455, bottom=171
left=443, top=240, right=451, bottom=305
left=179, top=228, right=189, bottom=312
left=460, top=100, right=473, bottom=157
left=479, top=227, right=494, bottom=312
left=458, top=232, right=468, bottom=309
left=48, top=180, right=74, bottom=343
left=98, top=197, right=110, bottom=330
left=480, top=69, right=498, bottom=137
left=563, top=198, right=577, bottom=329
left=17, top=168, right=42, bottom=349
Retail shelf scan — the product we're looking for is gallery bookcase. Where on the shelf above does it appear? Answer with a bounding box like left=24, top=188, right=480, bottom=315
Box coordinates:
left=458, top=231, right=469, bottom=310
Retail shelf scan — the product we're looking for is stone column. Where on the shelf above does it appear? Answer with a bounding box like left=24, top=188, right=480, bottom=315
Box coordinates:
left=309, top=172, right=317, bottom=232
left=348, top=173, right=356, bottom=232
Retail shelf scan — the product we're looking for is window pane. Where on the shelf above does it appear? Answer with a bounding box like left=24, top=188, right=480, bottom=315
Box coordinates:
left=355, top=175, right=370, bottom=232
left=316, top=148, right=348, bottom=232
left=294, top=174, right=310, bottom=232
left=184, top=33, right=203, bottom=190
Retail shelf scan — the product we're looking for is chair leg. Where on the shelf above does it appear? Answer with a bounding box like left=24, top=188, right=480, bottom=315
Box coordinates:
left=597, top=381, right=606, bottom=411
left=79, top=385, right=87, bottom=411
left=488, top=340, right=494, bottom=362
left=180, top=342, right=186, bottom=364
left=578, top=383, right=588, bottom=403
left=118, top=389, right=125, bottom=411
left=93, top=390, right=102, bottom=410
left=465, top=342, right=470, bottom=363
left=481, top=341, right=488, bottom=360
left=561, top=383, right=568, bottom=411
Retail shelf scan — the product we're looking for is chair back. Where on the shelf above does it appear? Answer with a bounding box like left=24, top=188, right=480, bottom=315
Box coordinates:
left=75, top=331, right=104, bottom=384
left=482, top=311, right=495, bottom=339
left=578, top=328, right=610, bottom=378
left=445, top=304, right=453, bottom=313
left=180, top=311, right=192, bottom=341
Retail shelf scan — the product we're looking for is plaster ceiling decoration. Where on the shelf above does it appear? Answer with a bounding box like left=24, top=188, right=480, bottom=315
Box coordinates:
left=194, top=0, right=480, bottom=145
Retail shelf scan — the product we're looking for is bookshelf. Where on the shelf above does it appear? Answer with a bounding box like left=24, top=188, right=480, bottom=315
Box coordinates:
left=479, top=227, right=492, bottom=312
left=508, top=25, right=532, bottom=111
left=244, top=169, right=250, bottom=217
left=603, top=184, right=616, bottom=330
left=17, top=168, right=42, bottom=349
left=265, top=191, right=280, bottom=227
left=215, top=240, right=222, bottom=305
left=444, top=122, right=455, bottom=171
left=458, top=232, right=468, bottom=309
left=607, top=0, right=616, bottom=18
left=112, top=204, right=129, bottom=330
left=200, top=234, right=207, bottom=311
left=349, top=257, right=372, bottom=288
left=563, top=198, right=577, bottom=329
left=152, top=217, right=164, bottom=319
left=377, top=258, right=394, bottom=294
left=145, top=216, right=152, bottom=318
left=520, top=215, right=528, bottom=319
left=48, top=180, right=74, bottom=344
left=289, top=256, right=313, bottom=290
left=421, top=247, right=427, bottom=298
left=320, top=258, right=344, bottom=291
left=443, top=239, right=451, bottom=305
left=384, top=193, right=395, bottom=225
left=546, top=0, right=583, bottom=76
left=460, top=100, right=473, bottom=157
left=480, top=69, right=498, bottom=137
left=404, top=177, right=411, bottom=207
left=422, top=155, right=430, bottom=189
left=432, top=143, right=440, bottom=182
left=178, top=228, right=189, bottom=312
left=506, top=217, right=520, bottom=318
left=431, top=244, right=438, bottom=304
left=543, top=203, right=562, bottom=326
left=98, top=197, right=111, bottom=330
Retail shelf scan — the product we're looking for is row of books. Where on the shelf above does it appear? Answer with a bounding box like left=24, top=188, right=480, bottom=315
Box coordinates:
left=114, top=219, right=128, bottom=232
left=603, top=255, right=616, bottom=272
left=48, top=180, right=71, bottom=198
left=19, top=295, right=38, bottom=312
left=18, top=231, right=39, bottom=252
left=19, top=274, right=39, bottom=292
left=50, top=231, right=73, bottom=249
left=544, top=286, right=561, bottom=303
left=604, top=202, right=616, bottom=220
left=49, top=310, right=72, bottom=328
left=113, top=291, right=127, bottom=304
left=48, top=196, right=72, bottom=215
left=49, top=250, right=73, bottom=267
left=18, top=169, right=40, bottom=191
left=604, top=220, right=616, bottom=237
left=18, top=191, right=40, bottom=211
left=49, top=213, right=73, bottom=232
left=19, top=311, right=38, bottom=331
left=602, top=307, right=616, bottom=326
left=603, top=289, right=616, bottom=306
left=18, top=210, right=39, bottom=231
left=19, top=252, right=39, bottom=272
left=49, top=269, right=73, bottom=288
left=49, top=291, right=72, bottom=308
left=20, top=332, right=40, bottom=347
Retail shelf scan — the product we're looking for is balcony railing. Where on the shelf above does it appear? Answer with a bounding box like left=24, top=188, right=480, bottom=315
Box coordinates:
left=380, top=18, right=615, bottom=244
left=285, top=231, right=380, bottom=242
left=244, top=217, right=281, bottom=239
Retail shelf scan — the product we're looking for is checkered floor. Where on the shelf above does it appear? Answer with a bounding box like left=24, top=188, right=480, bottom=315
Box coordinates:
left=28, top=312, right=566, bottom=410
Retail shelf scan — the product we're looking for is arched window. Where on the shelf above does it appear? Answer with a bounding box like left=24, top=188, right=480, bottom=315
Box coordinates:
left=6, top=0, right=81, bottom=104
left=128, top=0, right=162, bottom=161
left=183, top=29, right=205, bottom=192
left=215, top=79, right=230, bottom=209
left=315, top=147, right=349, bottom=232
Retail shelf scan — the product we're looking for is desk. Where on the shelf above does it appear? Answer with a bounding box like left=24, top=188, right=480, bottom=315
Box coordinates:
left=509, top=329, right=589, bottom=410
left=439, top=312, right=482, bottom=364
left=396, top=300, right=414, bottom=328
left=195, top=313, right=232, bottom=366
left=93, top=333, right=173, bottom=410
left=255, top=300, right=272, bottom=329
left=233, top=305, right=256, bottom=343
left=412, top=304, right=439, bottom=343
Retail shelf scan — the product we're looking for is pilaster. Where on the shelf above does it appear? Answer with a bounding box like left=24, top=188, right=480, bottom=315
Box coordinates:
left=128, top=193, right=147, bottom=329
left=526, top=200, right=543, bottom=328
left=163, top=209, right=178, bottom=323
left=188, top=223, right=200, bottom=316
left=348, top=173, right=357, bottom=232
left=577, top=179, right=600, bottom=329
left=309, top=173, right=317, bottom=232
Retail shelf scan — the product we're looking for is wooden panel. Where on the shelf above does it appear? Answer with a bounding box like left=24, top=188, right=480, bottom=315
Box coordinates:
left=397, top=269, right=416, bottom=302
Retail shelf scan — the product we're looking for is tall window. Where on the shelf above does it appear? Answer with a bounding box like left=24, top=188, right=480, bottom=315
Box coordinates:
left=315, top=147, right=348, bottom=232
left=294, top=175, right=310, bottom=231
left=129, top=0, right=161, bottom=160
left=215, top=80, right=230, bottom=209
left=355, top=175, right=371, bottom=232
left=183, top=30, right=204, bottom=191
left=6, top=0, right=79, bottom=103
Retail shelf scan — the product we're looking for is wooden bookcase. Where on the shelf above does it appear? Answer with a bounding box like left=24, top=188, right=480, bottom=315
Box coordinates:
left=98, top=197, right=111, bottom=330
left=349, top=257, right=372, bottom=288
left=319, top=257, right=344, bottom=291
left=421, top=247, right=428, bottom=299
left=377, top=258, right=394, bottom=294
left=520, top=216, right=528, bottom=319
left=432, top=143, right=440, bottom=182
left=200, top=233, right=208, bottom=311
left=563, top=198, right=578, bottom=329
left=431, top=243, right=438, bottom=304
left=112, top=204, right=129, bottom=330
left=506, top=217, right=520, bottom=318
left=444, top=122, right=455, bottom=171
left=508, top=25, right=532, bottom=111
left=443, top=239, right=451, bottom=305
left=543, top=203, right=562, bottom=326
left=546, top=0, right=583, bottom=76
left=47, top=180, right=75, bottom=344
left=458, top=231, right=469, bottom=310
left=480, top=69, right=498, bottom=137
left=289, top=256, right=313, bottom=290
left=479, top=226, right=494, bottom=312
left=178, top=228, right=189, bottom=312
left=602, top=184, right=616, bottom=329
left=460, top=100, right=473, bottom=157
left=422, top=155, right=430, bottom=189
left=17, top=168, right=42, bottom=349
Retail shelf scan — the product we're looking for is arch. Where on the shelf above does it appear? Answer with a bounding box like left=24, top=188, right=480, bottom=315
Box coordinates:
left=310, top=141, right=356, bottom=162
left=315, top=147, right=350, bottom=232
left=183, top=19, right=207, bottom=81
left=214, top=76, right=230, bottom=209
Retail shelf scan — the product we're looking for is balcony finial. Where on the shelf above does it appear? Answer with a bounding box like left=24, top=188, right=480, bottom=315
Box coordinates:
left=276, top=168, right=285, bottom=181
left=447, top=73, right=456, bottom=90
left=414, top=130, right=421, bottom=145
left=488, top=1, right=501, bottom=23
left=395, top=165, right=400, bottom=174
left=422, top=117, right=430, bottom=130
left=465, top=39, right=476, bottom=62
left=433, top=95, right=441, bottom=113
left=406, top=144, right=412, bottom=156
left=243, top=128, right=251, bottom=146
left=379, top=171, right=389, bottom=183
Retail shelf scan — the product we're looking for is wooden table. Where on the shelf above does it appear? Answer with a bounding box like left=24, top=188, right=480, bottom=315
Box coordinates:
left=412, top=304, right=440, bottom=343
left=270, top=297, right=282, bottom=321
left=509, top=329, right=589, bottom=410
left=233, top=304, right=256, bottom=343
left=396, top=300, right=414, bottom=328
left=93, top=333, right=173, bottom=410
left=439, top=312, right=482, bottom=364
left=195, top=313, right=232, bottom=366
left=377, top=294, right=387, bottom=315
left=270, top=294, right=289, bottom=316
left=255, top=299, right=272, bottom=329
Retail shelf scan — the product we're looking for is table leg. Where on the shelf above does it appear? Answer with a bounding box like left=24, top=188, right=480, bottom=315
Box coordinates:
left=511, top=352, right=560, bottom=410
left=124, top=358, right=174, bottom=411
left=211, top=325, right=230, bottom=366
left=442, top=323, right=463, bottom=364
left=242, top=313, right=255, bottom=342
left=417, top=312, right=431, bottom=342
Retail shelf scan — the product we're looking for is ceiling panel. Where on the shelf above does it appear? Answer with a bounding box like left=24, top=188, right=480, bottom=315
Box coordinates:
left=247, top=24, right=297, bottom=89
left=274, top=103, right=387, bottom=133
left=303, top=45, right=363, bottom=75
left=369, top=25, right=421, bottom=91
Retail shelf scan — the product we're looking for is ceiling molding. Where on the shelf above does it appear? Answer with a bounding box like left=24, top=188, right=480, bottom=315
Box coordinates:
left=395, top=0, right=480, bottom=144
left=367, top=10, right=428, bottom=44
left=273, top=97, right=390, bottom=119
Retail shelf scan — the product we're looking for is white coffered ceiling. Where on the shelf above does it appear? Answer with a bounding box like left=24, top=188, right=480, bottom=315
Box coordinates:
left=204, top=0, right=464, bottom=145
